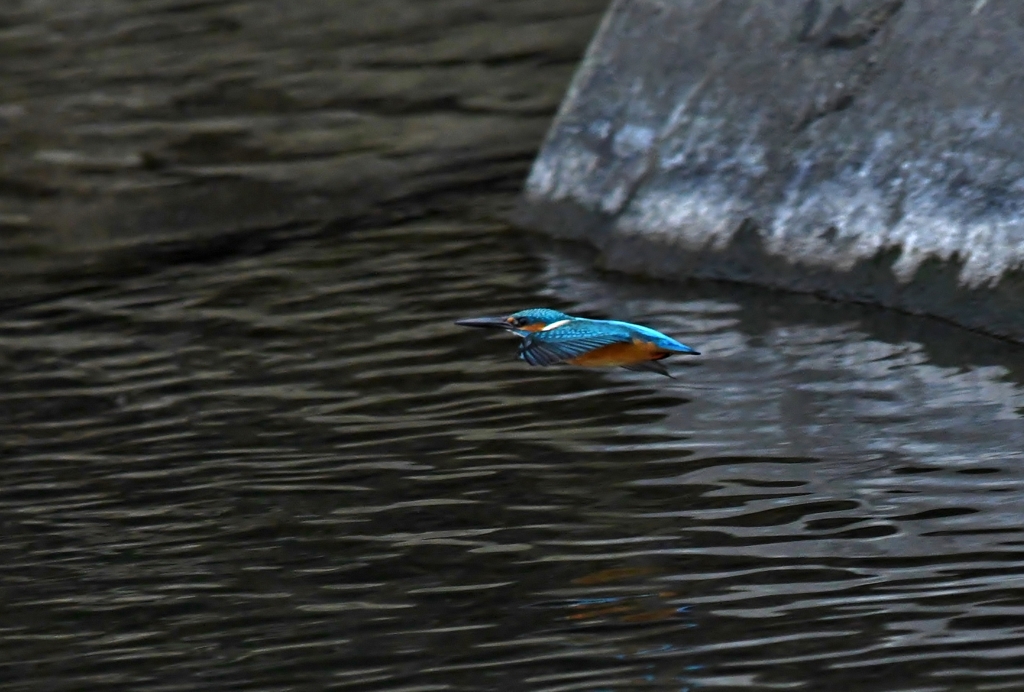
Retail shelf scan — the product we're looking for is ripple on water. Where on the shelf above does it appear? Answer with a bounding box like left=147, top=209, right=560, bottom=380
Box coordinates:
left=1, top=221, right=1023, bottom=691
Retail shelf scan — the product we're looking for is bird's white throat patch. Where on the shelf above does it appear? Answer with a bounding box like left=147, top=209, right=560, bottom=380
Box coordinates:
left=541, top=319, right=571, bottom=331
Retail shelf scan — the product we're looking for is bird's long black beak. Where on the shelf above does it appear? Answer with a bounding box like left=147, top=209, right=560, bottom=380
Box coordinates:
left=454, top=316, right=513, bottom=330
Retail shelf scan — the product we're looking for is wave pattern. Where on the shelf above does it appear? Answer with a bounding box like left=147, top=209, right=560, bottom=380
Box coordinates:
left=2, top=222, right=1024, bottom=691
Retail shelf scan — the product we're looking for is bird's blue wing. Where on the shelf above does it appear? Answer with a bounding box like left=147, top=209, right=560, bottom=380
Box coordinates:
left=519, top=335, right=622, bottom=366
left=518, top=321, right=633, bottom=367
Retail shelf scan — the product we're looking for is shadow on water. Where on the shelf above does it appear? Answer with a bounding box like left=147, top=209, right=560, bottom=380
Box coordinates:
left=1, top=214, right=1023, bottom=691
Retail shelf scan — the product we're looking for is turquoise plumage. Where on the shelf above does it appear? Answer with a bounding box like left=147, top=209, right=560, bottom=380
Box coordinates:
left=455, top=308, right=700, bottom=377
left=518, top=318, right=699, bottom=376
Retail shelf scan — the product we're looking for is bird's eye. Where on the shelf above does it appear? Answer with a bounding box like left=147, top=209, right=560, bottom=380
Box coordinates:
left=512, top=317, right=527, bottom=327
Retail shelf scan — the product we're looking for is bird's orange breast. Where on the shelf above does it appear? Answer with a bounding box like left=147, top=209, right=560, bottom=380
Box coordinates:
left=567, top=339, right=666, bottom=367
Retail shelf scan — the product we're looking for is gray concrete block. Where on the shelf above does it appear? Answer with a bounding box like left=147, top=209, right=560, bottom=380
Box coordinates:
left=520, top=0, right=1024, bottom=341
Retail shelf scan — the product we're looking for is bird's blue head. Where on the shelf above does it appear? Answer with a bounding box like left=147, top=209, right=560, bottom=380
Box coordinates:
left=455, top=307, right=571, bottom=335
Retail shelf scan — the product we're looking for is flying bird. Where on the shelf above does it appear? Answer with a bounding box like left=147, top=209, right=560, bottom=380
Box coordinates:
left=455, top=308, right=700, bottom=377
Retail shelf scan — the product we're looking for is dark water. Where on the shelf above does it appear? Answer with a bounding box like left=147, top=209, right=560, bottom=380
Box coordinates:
left=3, top=214, right=1024, bottom=691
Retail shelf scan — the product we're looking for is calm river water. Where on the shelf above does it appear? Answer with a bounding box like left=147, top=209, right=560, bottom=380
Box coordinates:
left=3, top=209, right=1024, bottom=691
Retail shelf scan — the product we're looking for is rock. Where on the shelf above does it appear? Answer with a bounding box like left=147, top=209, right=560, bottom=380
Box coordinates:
left=519, top=0, right=1024, bottom=342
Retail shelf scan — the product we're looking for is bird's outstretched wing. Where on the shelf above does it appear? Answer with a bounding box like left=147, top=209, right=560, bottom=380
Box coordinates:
left=517, top=321, right=632, bottom=367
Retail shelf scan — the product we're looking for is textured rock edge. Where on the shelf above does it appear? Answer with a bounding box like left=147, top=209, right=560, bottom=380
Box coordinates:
left=516, top=0, right=1024, bottom=343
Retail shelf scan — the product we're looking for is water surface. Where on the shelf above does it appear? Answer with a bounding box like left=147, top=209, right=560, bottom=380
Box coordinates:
left=2, top=218, right=1024, bottom=691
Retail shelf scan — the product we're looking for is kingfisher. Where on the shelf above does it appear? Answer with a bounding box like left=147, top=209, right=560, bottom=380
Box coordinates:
left=455, top=308, right=700, bottom=377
